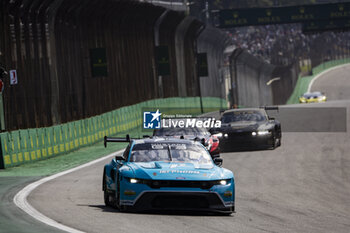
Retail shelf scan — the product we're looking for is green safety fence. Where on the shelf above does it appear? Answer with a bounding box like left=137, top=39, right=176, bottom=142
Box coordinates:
left=0, top=97, right=227, bottom=169
left=287, top=58, right=350, bottom=105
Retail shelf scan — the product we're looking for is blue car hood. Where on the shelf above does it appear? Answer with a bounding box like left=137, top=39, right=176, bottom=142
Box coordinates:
left=127, top=161, right=231, bottom=181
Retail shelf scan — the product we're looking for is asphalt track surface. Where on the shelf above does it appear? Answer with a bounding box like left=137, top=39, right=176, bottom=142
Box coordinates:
left=0, top=177, right=62, bottom=233
left=28, top=64, right=350, bottom=233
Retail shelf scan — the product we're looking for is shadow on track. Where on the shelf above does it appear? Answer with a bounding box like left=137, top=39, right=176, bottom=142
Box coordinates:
left=220, top=146, right=278, bottom=153
left=84, top=204, right=233, bottom=217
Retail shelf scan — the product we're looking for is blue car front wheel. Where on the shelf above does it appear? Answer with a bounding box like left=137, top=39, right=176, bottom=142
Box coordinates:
left=103, top=177, right=114, bottom=207
left=104, top=187, right=112, bottom=207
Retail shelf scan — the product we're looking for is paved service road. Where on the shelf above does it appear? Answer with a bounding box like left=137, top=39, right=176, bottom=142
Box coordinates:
left=28, top=64, right=350, bottom=233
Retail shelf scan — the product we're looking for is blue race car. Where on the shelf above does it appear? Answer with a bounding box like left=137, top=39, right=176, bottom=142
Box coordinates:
left=102, top=136, right=235, bottom=214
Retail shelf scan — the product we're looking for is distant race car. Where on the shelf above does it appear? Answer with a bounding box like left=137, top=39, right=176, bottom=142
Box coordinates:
left=102, top=136, right=235, bottom=214
left=210, top=107, right=281, bottom=151
left=299, top=92, right=327, bottom=103
left=153, top=126, right=220, bottom=157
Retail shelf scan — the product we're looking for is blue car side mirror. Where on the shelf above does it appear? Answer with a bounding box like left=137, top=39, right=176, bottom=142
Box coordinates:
left=214, top=157, right=223, bottom=166
left=115, top=155, right=125, bottom=161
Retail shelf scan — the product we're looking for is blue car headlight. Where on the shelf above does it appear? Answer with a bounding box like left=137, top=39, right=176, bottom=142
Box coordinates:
left=129, top=178, right=139, bottom=184
left=211, top=179, right=231, bottom=186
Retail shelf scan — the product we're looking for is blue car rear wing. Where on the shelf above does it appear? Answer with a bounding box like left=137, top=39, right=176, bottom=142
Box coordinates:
left=104, top=135, right=132, bottom=147
left=260, top=106, right=279, bottom=112
left=104, top=135, right=153, bottom=147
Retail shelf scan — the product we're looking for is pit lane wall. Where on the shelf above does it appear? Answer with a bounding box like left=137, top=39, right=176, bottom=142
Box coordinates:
left=0, top=97, right=227, bottom=169
left=197, top=26, right=231, bottom=100
left=229, top=48, right=298, bottom=107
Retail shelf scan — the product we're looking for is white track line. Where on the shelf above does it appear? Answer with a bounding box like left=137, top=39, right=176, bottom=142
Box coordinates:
left=307, top=63, right=350, bottom=93
left=14, top=149, right=124, bottom=233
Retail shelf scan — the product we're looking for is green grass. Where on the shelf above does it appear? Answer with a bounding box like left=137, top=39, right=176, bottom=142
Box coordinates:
left=0, top=129, right=144, bottom=177
left=0, top=142, right=126, bottom=177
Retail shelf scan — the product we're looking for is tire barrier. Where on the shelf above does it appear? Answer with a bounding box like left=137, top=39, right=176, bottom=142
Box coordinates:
left=0, top=97, right=227, bottom=169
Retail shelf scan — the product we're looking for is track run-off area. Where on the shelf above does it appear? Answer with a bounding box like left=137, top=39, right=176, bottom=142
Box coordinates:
left=16, top=64, right=350, bottom=233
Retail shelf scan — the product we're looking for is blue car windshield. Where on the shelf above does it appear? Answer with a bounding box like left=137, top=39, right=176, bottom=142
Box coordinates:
left=130, top=143, right=212, bottom=165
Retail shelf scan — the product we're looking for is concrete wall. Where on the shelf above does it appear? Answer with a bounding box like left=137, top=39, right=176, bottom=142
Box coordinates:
left=230, top=49, right=274, bottom=107
left=229, top=48, right=298, bottom=107
left=197, top=26, right=231, bottom=101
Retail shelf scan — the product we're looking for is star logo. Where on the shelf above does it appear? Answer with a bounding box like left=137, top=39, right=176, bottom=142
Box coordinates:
left=150, top=109, right=161, bottom=122
left=143, top=109, right=162, bottom=129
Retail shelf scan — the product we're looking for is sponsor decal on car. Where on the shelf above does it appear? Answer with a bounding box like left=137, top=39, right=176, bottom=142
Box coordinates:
left=159, top=170, right=200, bottom=174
